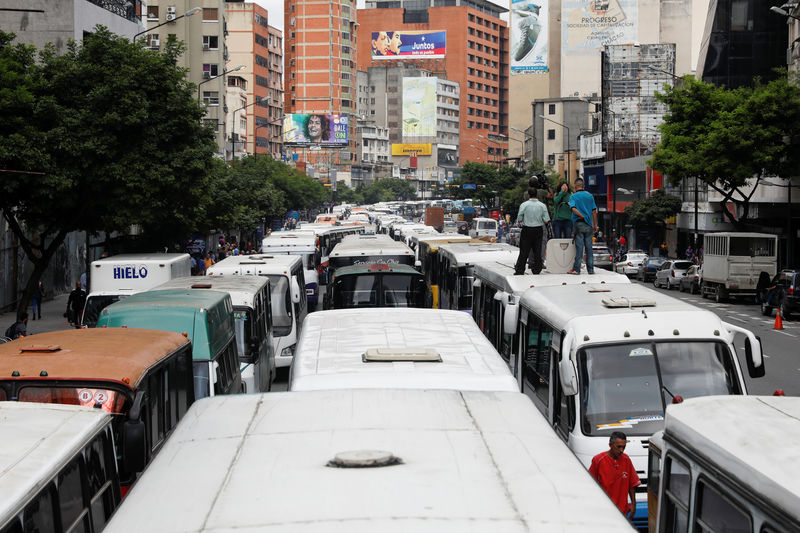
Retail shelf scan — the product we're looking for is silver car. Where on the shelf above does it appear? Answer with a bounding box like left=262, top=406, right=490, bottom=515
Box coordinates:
left=614, top=251, right=647, bottom=276
left=654, top=260, right=694, bottom=290
left=592, top=245, right=614, bottom=270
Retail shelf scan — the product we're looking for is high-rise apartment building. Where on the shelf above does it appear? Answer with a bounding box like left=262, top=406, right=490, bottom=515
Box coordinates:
left=145, top=0, right=229, bottom=156
left=226, top=1, right=284, bottom=159
left=284, top=0, right=358, bottom=172
left=356, top=0, right=508, bottom=167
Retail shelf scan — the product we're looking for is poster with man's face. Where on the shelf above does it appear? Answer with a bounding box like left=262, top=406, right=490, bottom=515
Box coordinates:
left=371, top=31, right=446, bottom=60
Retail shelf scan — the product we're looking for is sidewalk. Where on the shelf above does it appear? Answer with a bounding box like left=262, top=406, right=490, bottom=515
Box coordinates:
left=0, top=293, right=74, bottom=337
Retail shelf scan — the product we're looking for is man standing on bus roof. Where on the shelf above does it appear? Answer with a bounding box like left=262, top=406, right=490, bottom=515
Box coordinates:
left=589, top=431, right=641, bottom=519
left=568, top=177, right=598, bottom=274
left=514, top=186, right=550, bottom=275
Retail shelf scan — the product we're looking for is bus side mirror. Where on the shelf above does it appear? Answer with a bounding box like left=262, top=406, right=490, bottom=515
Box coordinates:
left=415, top=260, right=422, bottom=269
left=558, top=330, right=578, bottom=396
left=291, top=276, right=301, bottom=304
left=122, top=391, right=147, bottom=473
left=745, top=336, right=765, bottom=378
left=503, top=297, right=519, bottom=335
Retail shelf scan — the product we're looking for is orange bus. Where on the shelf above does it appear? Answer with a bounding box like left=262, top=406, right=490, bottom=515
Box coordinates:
left=0, top=328, right=195, bottom=493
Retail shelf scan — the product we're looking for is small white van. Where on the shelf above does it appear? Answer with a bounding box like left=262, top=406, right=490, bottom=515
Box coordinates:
left=468, top=217, right=498, bottom=239
left=81, top=253, right=191, bottom=327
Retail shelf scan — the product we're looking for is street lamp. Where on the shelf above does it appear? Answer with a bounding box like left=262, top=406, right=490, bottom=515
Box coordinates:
left=770, top=5, right=800, bottom=20
left=133, top=7, right=201, bottom=42
left=230, top=96, right=270, bottom=159
left=539, top=115, right=571, bottom=181
left=197, top=64, right=246, bottom=101
left=580, top=98, right=617, bottom=235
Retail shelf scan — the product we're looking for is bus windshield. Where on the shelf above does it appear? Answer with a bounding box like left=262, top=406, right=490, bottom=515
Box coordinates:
left=265, top=275, right=293, bottom=337
left=232, top=307, right=254, bottom=359
left=82, top=295, right=125, bottom=327
left=17, top=386, right=128, bottom=414
left=332, top=274, right=426, bottom=308
left=579, top=341, right=740, bottom=437
left=331, top=255, right=413, bottom=270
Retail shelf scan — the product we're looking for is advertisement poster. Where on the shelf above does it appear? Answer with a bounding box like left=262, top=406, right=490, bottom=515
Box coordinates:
left=391, top=143, right=433, bottom=156
left=402, top=78, right=437, bottom=137
left=371, top=30, right=446, bottom=60
left=562, top=0, right=638, bottom=55
left=283, top=114, right=348, bottom=145
left=510, top=0, right=549, bottom=73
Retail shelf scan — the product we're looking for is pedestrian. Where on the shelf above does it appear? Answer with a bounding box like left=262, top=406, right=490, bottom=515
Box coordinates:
left=196, top=254, right=207, bottom=276
left=618, top=234, right=627, bottom=255
left=589, top=431, right=641, bottom=519
left=567, top=177, right=598, bottom=274
left=31, top=280, right=44, bottom=320
left=65, top=282, right=86, bottom=327
left=685, top=245, right=694, bottom=262
left=203, top=253, right=215, bottom=271
left=514, top=186, right=551, bottom=275
left=4, top=312, right=28, bottom=340
left=552, top=181, right=573, bottom=239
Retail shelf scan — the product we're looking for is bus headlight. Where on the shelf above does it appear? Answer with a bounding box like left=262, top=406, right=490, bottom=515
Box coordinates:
left=280, top=345, right=295, bottom=357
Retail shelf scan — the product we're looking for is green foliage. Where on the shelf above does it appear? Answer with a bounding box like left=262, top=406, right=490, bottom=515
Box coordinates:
left=623, top=188, right=682, bottom=228
left=360, top=178, right=417, bottom=203
left=650, top=75, right=800, bottom=224
left=331, top=181, right=362, bottom=204
left=267, top=158, right=327, bottom=211
left=451, top=162, right=527, bottom=211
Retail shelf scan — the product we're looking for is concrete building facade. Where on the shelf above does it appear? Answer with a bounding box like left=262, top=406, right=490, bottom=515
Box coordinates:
left=356, top=0, right=508, bottom=167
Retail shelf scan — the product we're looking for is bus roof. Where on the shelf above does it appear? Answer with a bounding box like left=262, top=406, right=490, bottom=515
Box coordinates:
left=664, top=396, right=800, bottom=518
left=330, top=263, right=422, bottom=277
left=107, top=390, right=631, bottom=532
left=207, top=254, right=302, bottom=276
left=0, top=328, right=189, bottom=389
left=291, top=308, right=518, bottom=392
left=0, top=402, right=112, bottom=526
left=473, top=261, right=630, bottom=296
left=436, top=242, right=518, bottom=266
left=411, top=233, right=470, bottom=245
left=97, top=289, right=233, bottom=361
left=518, top=283, right=731, bottom=345
left=151, top=276, right=269, bottom=309
left=331, top=235, right=414, bottom=258
left=261, top=233, right=317, bottom=251
left=90, top=253, right=190, bottom=265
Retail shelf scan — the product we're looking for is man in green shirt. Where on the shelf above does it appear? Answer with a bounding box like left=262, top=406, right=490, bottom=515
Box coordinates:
left=514, top=186, right=551, bottom=275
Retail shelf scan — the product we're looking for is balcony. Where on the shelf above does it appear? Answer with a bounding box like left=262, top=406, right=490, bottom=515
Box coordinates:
left=86, top=0, right=142, bottom=23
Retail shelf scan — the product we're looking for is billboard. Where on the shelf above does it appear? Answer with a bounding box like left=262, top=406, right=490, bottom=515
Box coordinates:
left=371, top=31, right=446, bottom=60
left=283, top=114, right=348, bottom=145
left=562, top=0, right=638, bottom=56
left=510, top=0, right=549, bottom=73
left=391, top=143, right=433, bottom=156
left=402, top=77, right=437, bottom=137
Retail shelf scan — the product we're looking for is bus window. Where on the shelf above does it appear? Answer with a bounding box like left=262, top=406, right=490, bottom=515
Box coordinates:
left=523, top=319, right=551, bottom=408
left=23, top=484, right=57, bottom=532
left=694, top=478, right=751, bottom=532
left=193, top=363, right=211, bottom=400
left=661, top=456, right=691, bottom=533
left=457, top=266, right=474, bottom=309
left=383, top=275, right=425, bottom=307
left=18, top=387, right=127, bottom=414
left=657, top=342, right=741, bottom=402
left=267, top=276, right=293, bottom=337
left=85, top=434, right=116, bottom=531
left=337, top=275, right=378, bottom=308
left=58, top=458, right=90, bottom=532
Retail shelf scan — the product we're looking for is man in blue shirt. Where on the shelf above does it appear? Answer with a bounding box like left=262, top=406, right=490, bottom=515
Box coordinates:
left=514, top=187, right=551, bottom=275
left=568, top=177, right=598, bottom=274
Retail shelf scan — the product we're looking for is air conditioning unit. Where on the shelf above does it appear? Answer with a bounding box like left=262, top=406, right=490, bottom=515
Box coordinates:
left=166, top=6, right=177, bottom=21
left=203, top=71, right=211, bottom=79
left=203, top=44, right=210, bottom=50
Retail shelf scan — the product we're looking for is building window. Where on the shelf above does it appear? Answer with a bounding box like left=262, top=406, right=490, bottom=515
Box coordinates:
left=547, top=154, right=555, bottom=165
left=548, top=104, right=556, bottom=114
left=254, top=13, right=269, bottom=28
left=146, top=34, right=159, bottom=48
left=202, top=8, right=218, bottom=21
left=202, top=36, right=219, bottom=50
left=147, top=5, right=158, bottom=19
left=202, top=91, right=219, bottom=106
left=547, top=129, right=556, bottom=140
left=202, top=64, right=219, bottom=78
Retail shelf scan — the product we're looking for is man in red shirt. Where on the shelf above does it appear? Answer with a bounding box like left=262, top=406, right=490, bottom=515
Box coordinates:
left=589, top=431, right=641, bottom=518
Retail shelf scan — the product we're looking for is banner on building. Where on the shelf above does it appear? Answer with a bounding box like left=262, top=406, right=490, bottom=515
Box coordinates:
left=402, top=77, right=437, bottom=137
left=371, top=31, right=446, bottom=59
left=510, top=0, right=549, bottom=73
left=562, top=0, right=638, bottom=56
left=391, top=143, right=433, bottom=156
left=283, top=114, right=348, bottom=145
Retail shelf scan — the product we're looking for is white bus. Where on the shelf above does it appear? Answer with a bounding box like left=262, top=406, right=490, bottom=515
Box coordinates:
left=150, top=276, right=275, bottom=393
left=207, top=254, right=307, bottom=368
left=289, top=308, right=519, bottom=392
left=328, top=234, right=416, bottom=273
left=435, top=242, right=519, bottom=313
left=261, top=231, right=320, bottom=307
left=472, top=260, right=630, bottom=364
left=81, top=253, right=191, bottom=327
left=506, top=282, right=765, bottom=529
left=649, top=396, right=800, bottom=533
left=105, top=389, right=633, bottom=532
left=0, top=402, right=120, bottom=532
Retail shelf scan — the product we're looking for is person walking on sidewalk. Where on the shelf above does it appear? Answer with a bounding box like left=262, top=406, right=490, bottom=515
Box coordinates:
left=569, top=177, right=598, bottom=274
left=65, top=282, right=86, bottom=327
left=31, top=280, right=44, bottom=320
left=514, top=186, right=551, bottom=275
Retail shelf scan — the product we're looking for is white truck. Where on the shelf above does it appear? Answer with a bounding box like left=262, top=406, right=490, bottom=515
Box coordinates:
left=81, top=253, right=192, bottom=327
left=700, top=232, right=779, bottom=302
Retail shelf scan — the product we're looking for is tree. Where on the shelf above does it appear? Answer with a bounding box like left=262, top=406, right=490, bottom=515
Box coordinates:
left=266, top=158, right=327, bottom=211
left=650, top=75, right=800, bottom=226
left=329, top=181, right=362, bottom=204
left=0, top=28, right=217, bottom=315
left=623, top=188, right=682, bottom=245
left=501, top=160, right=559, bottom=216
left=360, top=178, right=417, bottom=203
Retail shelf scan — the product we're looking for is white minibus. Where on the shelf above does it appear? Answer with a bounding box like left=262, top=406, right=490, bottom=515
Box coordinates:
left=289, top=308, right=518, bottom=392
left=505, top=282, right=764, bottom=528
left=472, top=260, right=630, bottom=364
left=105, top=389, right=633, bottom=532
left=0, top=402, right=120, bottom=532
left=435, top=242, right=519, bottom=313
left=469, top=217, right=499, bottom=239
left=150, top=276, right=275, bottom=393
left=328, top=234, right=415, bottom=273
left=261, top=231, right=320, bottom=307
left=649, top=396, right=800, bottom=532
left=207, top=254, right=307, bottom=368
left=81, top=253, right=191, bottom=327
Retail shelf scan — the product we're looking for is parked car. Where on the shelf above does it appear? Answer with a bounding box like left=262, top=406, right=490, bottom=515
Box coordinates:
left=592, top=245, right=614, bottom=270
left=506, top=227, right=522, bottom=246
left=679, top=264, right=703, bottom=294
left=443, top=221, right=458, bottom=233
left=654, top=259, right=694, bottom=290
left=759, top=269, right=800, bottom=318
left=614, top=251, right=648, bottom=276
left=636, top=257, right=667, bottom=282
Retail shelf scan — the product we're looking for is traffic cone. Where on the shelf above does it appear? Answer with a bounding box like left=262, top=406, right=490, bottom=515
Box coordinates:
left=774, top=309, right=784, bottom=330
